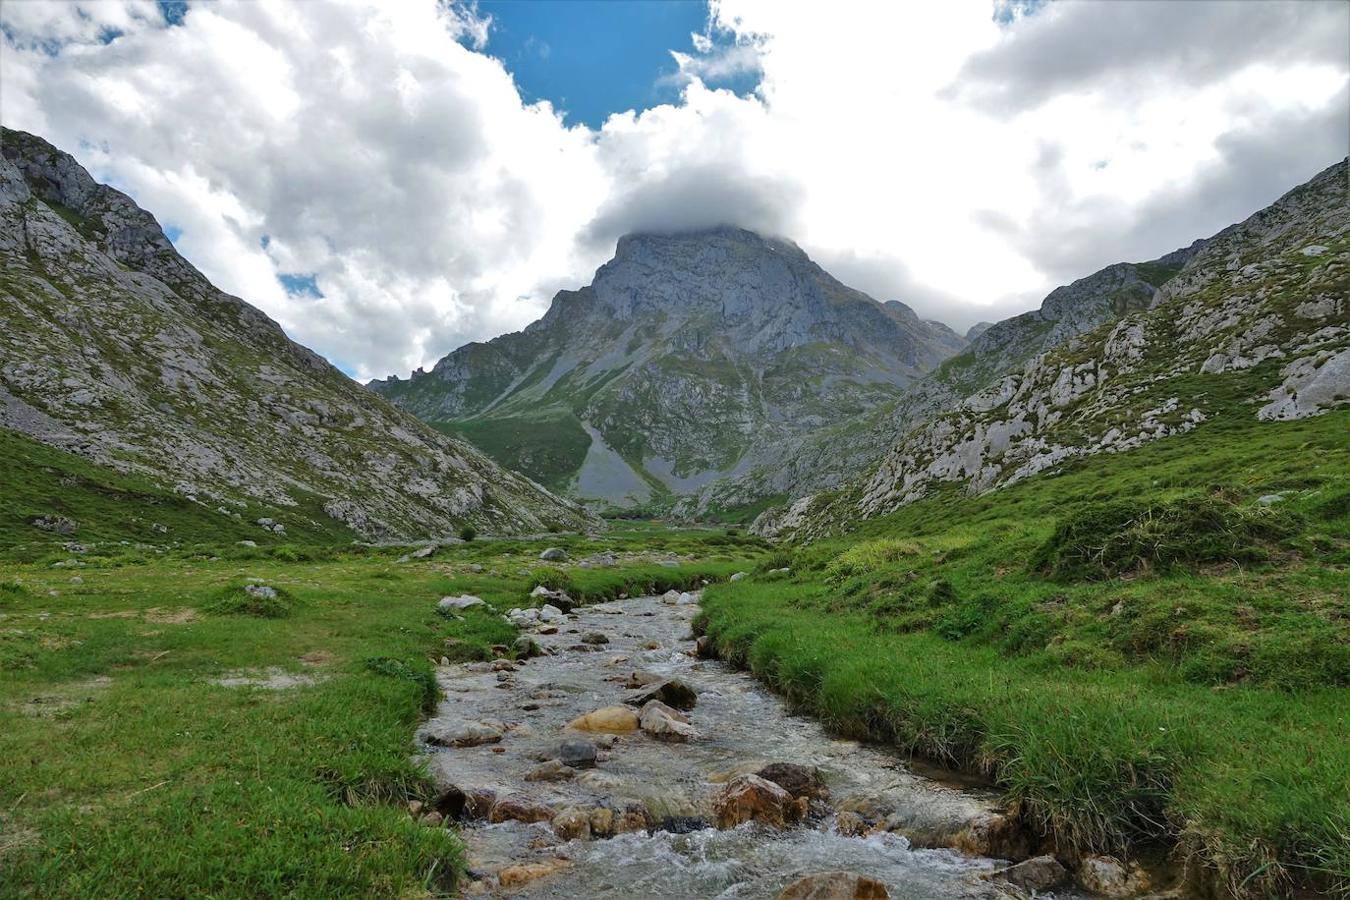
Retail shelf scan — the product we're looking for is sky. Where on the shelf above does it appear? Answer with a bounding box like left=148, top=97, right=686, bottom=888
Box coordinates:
left=1, top=0, right=1346, bottom=381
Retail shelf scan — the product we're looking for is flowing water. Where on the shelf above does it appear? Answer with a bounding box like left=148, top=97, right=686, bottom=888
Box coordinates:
left=420, top=592, right=1067, bottom=898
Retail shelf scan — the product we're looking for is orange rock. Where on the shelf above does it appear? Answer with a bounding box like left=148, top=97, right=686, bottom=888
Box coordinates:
left=712, top=773, right=806, bottom=829
left=566, top=705, right=639, bottom=733
left=778, top=871, right=890, bottom=899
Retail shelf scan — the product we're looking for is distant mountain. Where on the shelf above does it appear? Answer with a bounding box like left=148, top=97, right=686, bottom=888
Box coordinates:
left=678, top=241, right=1206, bottom=519
left=757, top=158, right=1349, bottom=539
left=0, top=128, right=591, bottom=542
left=370, top=227, right=966, bottom=509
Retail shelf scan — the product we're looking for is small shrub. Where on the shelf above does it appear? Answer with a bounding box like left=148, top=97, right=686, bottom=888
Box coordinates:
left=1032, top=495, right=1303, bottom=580
left=205, top=583, right=295, bottom=618
left=458, top=524, right=477, bottom=542
left=527, top=567, right=574, bottom=593
left=0, top=581, right=29, bottom=600
left=934, top=594, right=997, bottom=641
left=363, top=656, right=438, bottom=711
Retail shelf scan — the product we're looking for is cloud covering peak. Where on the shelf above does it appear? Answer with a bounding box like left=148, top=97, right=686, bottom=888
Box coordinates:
left=2, top=0, right=1345, bottom=379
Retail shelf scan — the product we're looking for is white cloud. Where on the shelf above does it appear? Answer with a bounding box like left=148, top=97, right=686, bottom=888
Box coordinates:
left=2, top=0, right=1346, bottom=374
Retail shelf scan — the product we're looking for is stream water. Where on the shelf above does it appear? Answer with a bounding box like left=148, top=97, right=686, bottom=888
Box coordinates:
left=420, top=592, right=1069, bottom=898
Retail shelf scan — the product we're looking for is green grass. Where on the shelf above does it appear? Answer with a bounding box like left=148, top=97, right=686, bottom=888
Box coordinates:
left=0, top=429, right=354, bottom=561
left=698, top=410, right=1349, bottom=897
left=0, top=529, right=766, bottom=897
left=433, top=410, right=592, bottom=491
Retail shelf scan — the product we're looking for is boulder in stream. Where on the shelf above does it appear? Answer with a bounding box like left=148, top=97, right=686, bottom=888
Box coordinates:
left=624, top=677, right=698, bottom=710
left=712, top=773, right=807, bottom=828
left=757, top=762, right=828, bottom=800
left=567, top=705, right=639, bottom=734
left=984, top=855, right=1068, bottom=891
left=639, top=700, right=698, bottom=742
left=488, top=794, right=556, bottom=824
left=778, top=871, right=890, bottom=899
left=424, top=719, right=503, bottom=748
left=558, top=739, right=598, bottom=768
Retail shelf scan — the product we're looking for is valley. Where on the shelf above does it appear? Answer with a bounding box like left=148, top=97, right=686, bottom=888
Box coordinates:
left=2, top=127, right=1347, bottom=899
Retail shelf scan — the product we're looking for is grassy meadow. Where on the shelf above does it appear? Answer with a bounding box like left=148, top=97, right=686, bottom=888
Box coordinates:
left=0, top=529, right=767, bottom=897
left=699, top=409, right=1349, bottom=896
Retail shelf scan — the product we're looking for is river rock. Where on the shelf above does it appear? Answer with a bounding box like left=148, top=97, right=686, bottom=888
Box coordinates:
left=712, top=773, right=807, bottom=828
left=1077, top=855, right=1151, bottom=897
left=551, top=806, right=592, bottom=841
left=757, top=762, right=828, bottom=800
left=567, top=705, right=639, bottom=733
left=438, top=594, right=485, bottom=612
left=778, top=871, right=890, bottom=899
left=660, top=589, right=681, bottom=603
left=834, top=811, right=868, bottom=837
left=985, top=855, right=1068, bottom=891
left=624, top=677, right=698, bottom=710
left=581, top=631, right=609, bottom=645
left=497, top=858, right=571, bottom=888
left=558, top=739, right=598, bottom=768
left=695, top=635, right=715, bottom=658
left=639, top=700, right=698, bottom=742
left=538, top=604, right=565, bottom=623
left=539, top=547, right=568, bottom=561
left=489, top=795, right=556, bottom=824
left=525, top=760, right=574, bottom=782
left=623, top=670, right=665, bottom=689
left=512, top=635, right=545, bottom=659
left=424, top=719, right=503, bottom=748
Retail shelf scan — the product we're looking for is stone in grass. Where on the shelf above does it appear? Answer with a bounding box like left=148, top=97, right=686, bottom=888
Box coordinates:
left=438, top=594, right=485, bottom=613
left=778, top=871, right=890, bottom=899
left=539, top=547, right=568, bottom=561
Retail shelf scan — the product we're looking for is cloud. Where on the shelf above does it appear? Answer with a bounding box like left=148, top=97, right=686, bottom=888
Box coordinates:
left=954, top=0, right=1349, bottom=114
left=2, top=0, right=1346, bottom=379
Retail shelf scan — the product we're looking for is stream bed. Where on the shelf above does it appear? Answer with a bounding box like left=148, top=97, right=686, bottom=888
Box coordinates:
left=419, top=591, right=1073, bottom=898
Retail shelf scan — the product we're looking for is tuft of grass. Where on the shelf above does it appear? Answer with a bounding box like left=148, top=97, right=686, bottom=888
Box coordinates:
left=205, top=583, right=297, bottom=618
left=1033, top=494, right=1304, bottom=581
left=364, top=656, right=438, bottom=713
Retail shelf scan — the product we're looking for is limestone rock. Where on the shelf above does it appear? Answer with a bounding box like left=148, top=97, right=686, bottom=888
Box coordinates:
left=624, top=677, right=698, bottom=710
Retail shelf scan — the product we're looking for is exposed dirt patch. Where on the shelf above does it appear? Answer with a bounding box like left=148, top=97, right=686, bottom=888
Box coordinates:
left=144, top=607, right=198, bottom=624
left=210, top=667, right=327, bottom=690
left=298, top=649, right=336, bottom=667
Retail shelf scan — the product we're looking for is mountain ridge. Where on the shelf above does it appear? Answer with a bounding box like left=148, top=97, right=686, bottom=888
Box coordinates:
left=0, top=127, right=592, bottom=542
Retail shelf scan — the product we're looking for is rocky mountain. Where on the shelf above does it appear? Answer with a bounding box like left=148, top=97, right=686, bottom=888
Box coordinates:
left=370, top=227, right=967, bottom=509
left=675, top=241, right=1205, bottom=518
left=757, top=158, right=1349, bottom=539
left=0, top=128, right=592, bottom=542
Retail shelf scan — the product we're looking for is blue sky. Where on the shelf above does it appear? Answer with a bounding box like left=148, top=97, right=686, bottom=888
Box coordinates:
left=475, top=0, right=758, bottom=127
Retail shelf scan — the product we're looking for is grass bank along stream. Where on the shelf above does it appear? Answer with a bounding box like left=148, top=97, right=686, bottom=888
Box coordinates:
left=699, top=410, right=1349, bottom=897
left=0, top=527, right=766, bottom=896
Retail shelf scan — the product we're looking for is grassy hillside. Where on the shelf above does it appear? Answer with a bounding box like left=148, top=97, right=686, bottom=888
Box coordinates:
left=698, top=409, right=1349, bottom=896
left=0, top=529, right=768, bottom=896
left=433, top=411, right=592, bottom=493
left=0, top=429, right=355, bottom=559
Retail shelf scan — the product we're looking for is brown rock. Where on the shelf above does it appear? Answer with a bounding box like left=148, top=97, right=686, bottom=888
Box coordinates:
left=834, top=811, right=868, bottom=837
left=551, top=807, right=592, bottom=841
left=489, top=795, right=556, bottom=824
left=421, top=811, right=444, bottom=827
left=624, top=678, right=698, bottom=710
left=1077, top=855, right=1151, bottom=897
left=497, top=858, right=572, bottom=888
left=985, top=855, right=1068, bottom=891
left=525, top=759, right=574, bottom=782
left=757, top=762, right=828, bottom=800
left=713, top=774, right=807, bottom=829
left=778, top=871, right=890, bottom=899
left=566, top=705, right=639, bottom=734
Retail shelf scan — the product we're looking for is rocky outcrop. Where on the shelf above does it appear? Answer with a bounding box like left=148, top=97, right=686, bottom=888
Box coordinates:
left=370, top=227, right=966, bottom=507
left=0, top=128, right=592, bottom=541
left=757, top=158, right=1349, bottom=539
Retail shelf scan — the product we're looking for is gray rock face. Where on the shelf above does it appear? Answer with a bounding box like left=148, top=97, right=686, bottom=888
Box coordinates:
left=757, top=157, right=1349, bottom=539
left=0, top=128, right=593, bottom=541
left=680, top=241, right=1208, bottom=519
left=370, top=226, right=967, bottom=508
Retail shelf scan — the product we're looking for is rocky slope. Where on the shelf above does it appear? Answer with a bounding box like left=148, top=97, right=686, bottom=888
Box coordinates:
left=370, top=228, right=966, bottom=508
left=757, top=158, right=1349, bottom=539
left=677, top=242, right=1204, bottom=518
left=0, top=128, right=592, bottom=542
